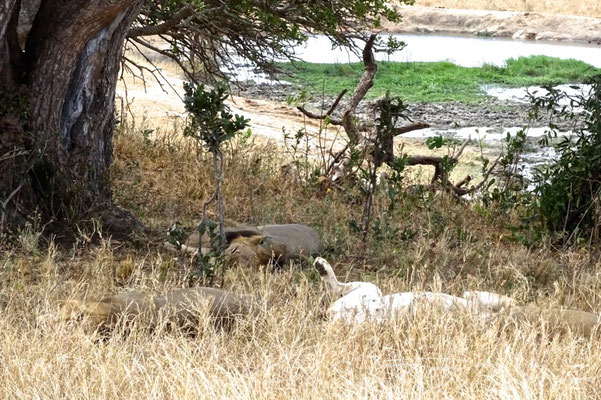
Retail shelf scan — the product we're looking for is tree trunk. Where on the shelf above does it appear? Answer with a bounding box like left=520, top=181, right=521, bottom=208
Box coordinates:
left=1, top=0, right=143, bottom=231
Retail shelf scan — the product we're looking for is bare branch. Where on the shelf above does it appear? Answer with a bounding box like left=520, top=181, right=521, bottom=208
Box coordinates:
left=469, top=153, right=503, bottom=193
left=296, top=106, right=343, bottom=125
left=342, top=34, right=377, bottom=143
left=129, top=37, right=198, bottom=84
left=325, top=143, right=350, bottom=177
left=392, top=122, right=430, bottom=136
left=326, top=89, right=348, bottom=116
left=404, top=156, right=446, bottom=167
left=343, top=34, right=377, bottom=114
left=455, top=175, right=472, bottom=188
left=0, top=181, right=24, bottom=232
left=453, top=137, right=470, bottom=161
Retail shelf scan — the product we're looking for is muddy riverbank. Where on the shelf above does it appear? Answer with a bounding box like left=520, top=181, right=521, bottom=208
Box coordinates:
left=385, top=6, right=601, bottom=44
left=236, top=82, right=544, bottom=130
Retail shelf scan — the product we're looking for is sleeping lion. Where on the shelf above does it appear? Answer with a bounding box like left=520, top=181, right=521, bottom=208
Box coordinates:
left=167, top=224, right=324, bottom=268
left=314, top=257, right=600, bottom=338
left=55, top=286, right=258, bottom=331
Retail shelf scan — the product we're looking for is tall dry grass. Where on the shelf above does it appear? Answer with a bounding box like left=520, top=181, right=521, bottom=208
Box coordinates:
left=2, top=238, right=601, bottom=398
left=2, top=119, right=601, bottom=398
left=415, top=0, right=601, bottom=18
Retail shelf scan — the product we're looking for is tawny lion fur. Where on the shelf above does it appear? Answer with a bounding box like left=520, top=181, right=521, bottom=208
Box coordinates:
left=166, top=224, right=323, bottom=268
left=58, top=287, right=257, bottom=330
left=225, top=234, right=289, bottom=268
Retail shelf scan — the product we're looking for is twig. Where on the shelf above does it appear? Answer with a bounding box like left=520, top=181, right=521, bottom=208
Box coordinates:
left=453, top=137, right=471, bottom=161
left=297, top=106, right=343, bottom=126
left=468, top=154, right=503, bottom=193
left=326, top=89, right=348, bottom=116
left=0, top=181, right=24, bottom=233
left=130, top=36, right=198, bottom=85
left=200, top=189, right=219, bottom=227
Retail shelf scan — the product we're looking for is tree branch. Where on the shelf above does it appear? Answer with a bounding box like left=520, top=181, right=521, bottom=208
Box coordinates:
left=396, top=137, right=471, bottom=191
left=468, top=153, right=503, bottom=193
left=0, top=180, right=23, bottom=232
left=129, top=36, right=198, bottom=84
left=326, top=89, right=348, bottom=116
left=392, top=122, right=430, bottom=136
left=296, top=106, right=343, bottom=125
left=342, top=34, right=377, bottom=144
left=127, top=6, right=195, bottom=38
left=452, top=137, right=470, bottom=161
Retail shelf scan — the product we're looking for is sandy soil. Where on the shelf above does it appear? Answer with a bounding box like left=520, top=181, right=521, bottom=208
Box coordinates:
left=117, top=67, right=328, bottom=147
left=116, top=57, right=494, bottom=190
left=415, top=0, right=601, bottom=19
left=384, top=6, right=601, bottom=43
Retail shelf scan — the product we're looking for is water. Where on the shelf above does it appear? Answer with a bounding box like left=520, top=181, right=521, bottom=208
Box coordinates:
left=293, top=33, right=601, bottom=68
left=230, top=33, right=601, bottom=84
left=483, top=83, right=592, bottom=106
left=226, top=33, right=598, bottom=180
left=402, top=126, right=558, bottom=141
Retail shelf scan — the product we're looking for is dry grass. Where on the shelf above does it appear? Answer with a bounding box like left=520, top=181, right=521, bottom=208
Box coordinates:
left=2, top=117, right=601, bottom=398
left=415, top=0, right=601, bottom=18
left=2, top=237, right=601, bottom=398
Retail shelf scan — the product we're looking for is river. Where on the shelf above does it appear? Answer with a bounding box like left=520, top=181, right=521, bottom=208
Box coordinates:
left=292, top=33, right=601, bottom=68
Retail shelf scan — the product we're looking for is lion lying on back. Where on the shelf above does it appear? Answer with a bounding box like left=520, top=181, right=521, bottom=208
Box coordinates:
left=167, top=224, right=324, bottom=268
left=314, top=257, right=601, bottom=338
left=57, top=287, right=257, bottom=331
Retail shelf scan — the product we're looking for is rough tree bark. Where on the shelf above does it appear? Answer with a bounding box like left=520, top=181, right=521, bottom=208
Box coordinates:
left=0, top=0, right=143, bottom=232
left=1, top=0, right=402, bottom=234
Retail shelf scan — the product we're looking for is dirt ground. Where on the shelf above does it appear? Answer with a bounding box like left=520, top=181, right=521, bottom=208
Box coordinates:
left=414, top=0, right=601, bottom=19
left=385, top=6, right=601, bottom=43
left=117, top=67, right=327, bottom=146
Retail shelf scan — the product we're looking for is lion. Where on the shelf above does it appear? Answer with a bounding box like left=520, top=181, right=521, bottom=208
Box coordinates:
left=167, top=224, right=324, bottom=268
left=314, top=257, right=601, bottom=338
left=56, top=287, right=258, bottom=331
left=224, top=234, right=290, bottom=268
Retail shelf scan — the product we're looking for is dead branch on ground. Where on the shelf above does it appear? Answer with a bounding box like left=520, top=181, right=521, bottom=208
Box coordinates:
left=296, top=33, right=498, bottom=198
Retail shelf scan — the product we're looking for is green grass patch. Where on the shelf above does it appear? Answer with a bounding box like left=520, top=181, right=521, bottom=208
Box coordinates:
left=279, top=56, right=599, bottom=103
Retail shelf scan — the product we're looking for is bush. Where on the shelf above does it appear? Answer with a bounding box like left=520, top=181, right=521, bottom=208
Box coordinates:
left=529, top=76, right=601, bottom=243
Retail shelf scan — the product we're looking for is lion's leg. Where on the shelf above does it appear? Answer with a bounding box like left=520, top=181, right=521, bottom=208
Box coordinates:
left=313, top=257, right=345, bottom=298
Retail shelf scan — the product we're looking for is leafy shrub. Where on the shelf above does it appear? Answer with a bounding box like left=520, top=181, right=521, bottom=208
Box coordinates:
left=181, top=83, right=249, bottom=278
left=529, top=77, right=601, bottom=243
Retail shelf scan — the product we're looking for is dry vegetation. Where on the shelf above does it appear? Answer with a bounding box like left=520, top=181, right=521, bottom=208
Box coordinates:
left=2, top=115, right=601, bottom=398
left=415, top=0, right=601, bottom=18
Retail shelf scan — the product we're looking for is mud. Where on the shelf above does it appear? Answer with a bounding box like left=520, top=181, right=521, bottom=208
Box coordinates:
left=236, top=82, right=540, bottom=130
